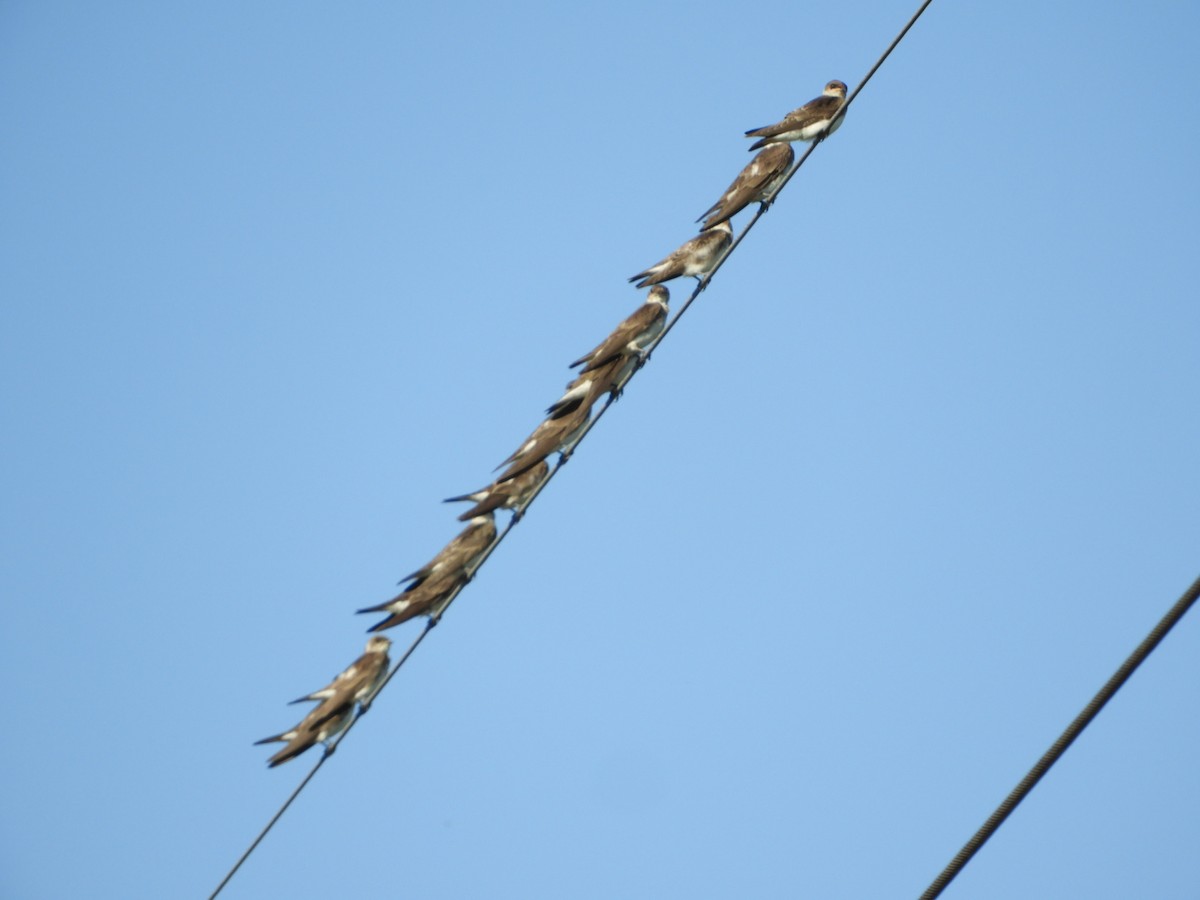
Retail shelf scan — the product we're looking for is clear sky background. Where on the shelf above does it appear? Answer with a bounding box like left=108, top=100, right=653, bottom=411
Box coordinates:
left=2, top=2, right=1198, bottom=898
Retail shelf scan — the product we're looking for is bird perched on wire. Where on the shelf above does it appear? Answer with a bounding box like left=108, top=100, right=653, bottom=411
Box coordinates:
left=569, top=286, right=669, bottom=372
left=544, top=285, right=671, bottom=418
left=492, top=401, right=592, bottom=483
left=628, top=221, right=732, bottom=289
left=255, top=699, right=356, bottom=769
left=744, top=80, right=848, bottom=150
left=357, top=514, right=497, bottom=632
left=444, top=459, right=550, bottom=522
left=696, top=144, right=795, bottom=230
left=286, top=635, right=392, bottom=713
left=255, top=635, right=392, bottom=767
left=544, top=355, right=629, bottom=420
left=394, top=513, right=498, bottom=590
left=358, top=567, right=462, bottom=633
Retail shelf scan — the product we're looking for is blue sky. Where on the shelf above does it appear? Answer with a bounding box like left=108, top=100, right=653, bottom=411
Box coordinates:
left=2, top=1, right=1198, bottom=897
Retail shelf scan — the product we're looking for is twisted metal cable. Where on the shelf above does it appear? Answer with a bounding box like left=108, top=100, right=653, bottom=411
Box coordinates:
left=918, top=572, right=1200, bottom=900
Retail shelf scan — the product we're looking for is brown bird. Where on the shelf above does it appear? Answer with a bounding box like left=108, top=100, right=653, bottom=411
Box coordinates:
left=357, top=514, right=497, bottom=632
left=287, top=635, right=393, bottom=713
left=358, top=566, right=464, bottom=633
left=744, top=80, right=848, bottom=150
left=696, top=143, right=795, bottom=229
left=396, top=513, right=498, bottom=589
left=255, top=636, right=392, bottom=767
left=545, top=355, right=630, bottom=420
left=494, top=401, right=591, bottom=483
left=569, top=286, right=670, bottom=372
left=443, top=459, right=550, bottom=522
left=628, top=221, right=732, bottom=289
left=255, top=701, right=356, bottom=768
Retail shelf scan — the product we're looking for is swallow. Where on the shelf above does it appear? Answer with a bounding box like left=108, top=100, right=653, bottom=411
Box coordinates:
left=745, top=80, right=848, bottom=150
left=628, top=221, right=732, bottom=289
left=494, top=401, right=591, bottom=483
left=255, top=637, right=391, bottom=767
left=287, top=635, right=392, bottom=713
left=357, top=515, right=497, bottom=631
left=569, top=286, right=670, bottom=371
left=358, top=566, right=464, bottom=632
left=545, top=355, right=633, bottom=419
left=696, top=143, right=795, bottom=229
left=443, top=459, right=550, bottom=521
left=397, top=514, right=497, bottom=589
left=255, top=702, right=355, bottom=767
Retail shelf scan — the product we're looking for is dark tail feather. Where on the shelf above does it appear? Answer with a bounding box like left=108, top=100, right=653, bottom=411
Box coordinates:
left=357, top=599, right=391, bottom=615
left=443, top=488, right=485, bottom=504
left=396, top=565, right=432, bottom=587
left=578, top=349, right=624, bottom=374
left=362, top=590, right=434, bottom=631
left=305, top=700, right=352, bottom=732
left=367, top=612, right=410, bottom=633
left=266, top=739, right=314, bottom=767
left=699, top=207, right=733, bottom=231
left=494, top=437, right=534, bottom=471
left=495, top=454, right=547, bottom=485
left=545, top=395, right=585, bottom=420
left=695, top=201, right=721, bottom=225
left=455, top=495, right=504, bottom=521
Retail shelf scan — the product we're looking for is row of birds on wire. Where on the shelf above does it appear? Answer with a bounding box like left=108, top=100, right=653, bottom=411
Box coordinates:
left=256, top=79, right=850, bottom=766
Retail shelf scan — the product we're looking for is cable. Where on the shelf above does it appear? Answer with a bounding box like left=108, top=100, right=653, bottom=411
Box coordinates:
left=208, top=3, right=937, bottom=895
left=207, top=621, right=436, bottom=900
left=207, top=754, right=325, bottom=900
left=918, top=573, right=1200, bottom=900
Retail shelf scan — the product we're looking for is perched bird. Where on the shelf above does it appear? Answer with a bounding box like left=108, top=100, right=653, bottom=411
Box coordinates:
left=443, top=459, right=550, bottom=522
left=255, top=636, right=392, bottom=767
left=546, top=287, right=669, bottom=417
left=396, top=513, right=497, bottom=589
left=696, top=144, right=795, bottom=230
left=255, top=701, right=355, bottom=768
left=357, top=514, right=497, bottom=632
left=494, top=401, right=591, bottom=483
left=358, top=567, right=463, bottom=633
left=569, top=286, right=670, bottom=372
left=744, top=80, right=848, bottom=150
left=544, top=355, right=628, bottom=420
left=629, top=221, right=732, bottom=289
left=288, top=635, right=392, bottom=713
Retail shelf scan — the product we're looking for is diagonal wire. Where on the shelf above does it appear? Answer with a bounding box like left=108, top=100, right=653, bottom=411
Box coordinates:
left=207, top=3, right=936, bottom=896
left=918, top=572, right=1200, bottom=900
left=207, top=627, right=433, bottom=900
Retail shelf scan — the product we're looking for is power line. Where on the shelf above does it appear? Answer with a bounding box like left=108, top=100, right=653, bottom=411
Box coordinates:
left=208, top=2, right=936, bottom=895
left=918, top=572, right=1200, bottom=900
left=207, top=751, right=325, bottom=900
left=207, top=621, right=436, bottom=900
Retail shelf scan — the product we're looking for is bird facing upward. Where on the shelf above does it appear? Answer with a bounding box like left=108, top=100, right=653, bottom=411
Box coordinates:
left=696, top=143, right=795, bottom=230
left=569, top=286, right=669, bottom=372
left=744, top=80, right=848, bottom=151
left=255, top=635, right=392, bottom=767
